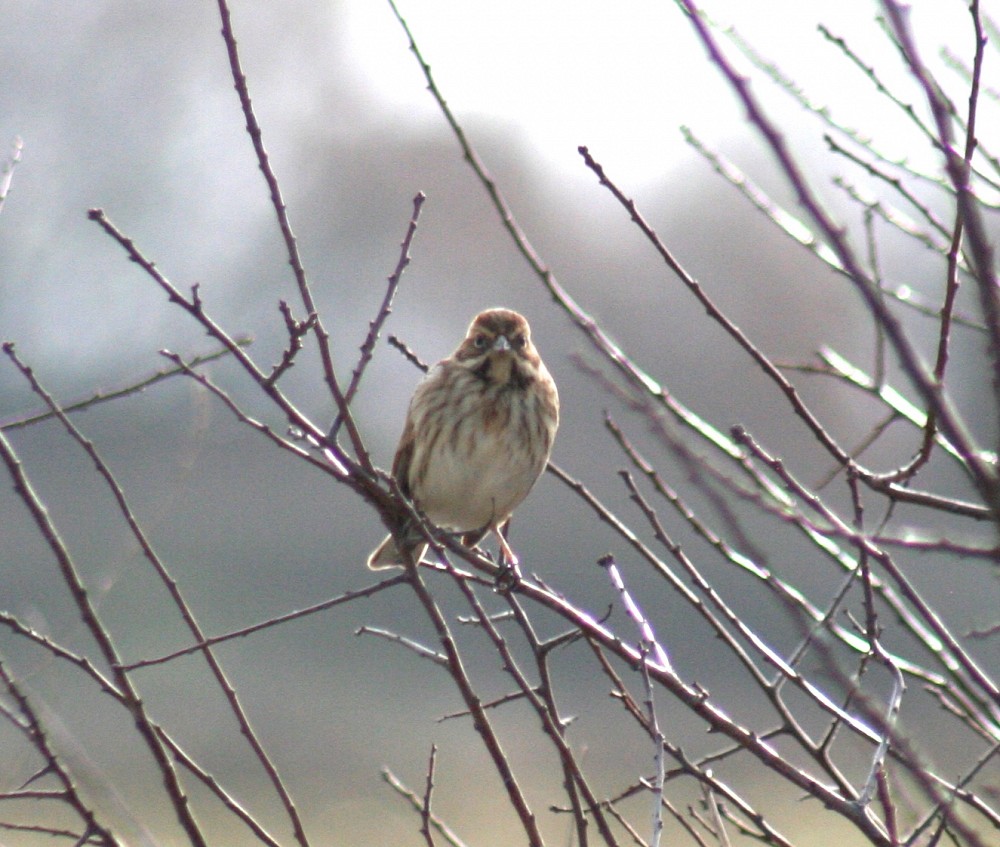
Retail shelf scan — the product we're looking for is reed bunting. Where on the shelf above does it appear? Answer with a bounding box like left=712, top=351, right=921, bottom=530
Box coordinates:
left=368, top=308, right=559, bottom=569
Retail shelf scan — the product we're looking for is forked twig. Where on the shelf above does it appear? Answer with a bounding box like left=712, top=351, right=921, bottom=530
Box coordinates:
left=335, top=191, right=427, bottom=435
left=1, top=340, right=252, bottom=432
left=382, top=768, right=471, bottom=847
left=213, top=0, right=371, bottom=469
left=0, top=415, right=207, bottom=847
left=3, top=342, right=311, bottom=847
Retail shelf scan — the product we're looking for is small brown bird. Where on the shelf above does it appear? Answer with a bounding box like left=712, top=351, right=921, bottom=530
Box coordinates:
left=368, top=308, right=559, bottom=569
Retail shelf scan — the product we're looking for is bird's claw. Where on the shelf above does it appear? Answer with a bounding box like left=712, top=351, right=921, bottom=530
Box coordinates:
left=494, top=557, right=521, bottom=593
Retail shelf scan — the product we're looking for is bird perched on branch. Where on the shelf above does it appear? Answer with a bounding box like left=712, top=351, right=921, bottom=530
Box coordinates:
left=368, top=308, right=559, bottom=570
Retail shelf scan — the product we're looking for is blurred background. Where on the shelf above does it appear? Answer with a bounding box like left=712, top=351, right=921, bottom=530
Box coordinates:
left=1, top=2, right=997, bottom=845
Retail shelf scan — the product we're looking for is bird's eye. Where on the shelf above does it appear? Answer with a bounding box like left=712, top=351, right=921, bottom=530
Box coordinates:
left=512, top=334, right=527, bottom=349
left=473, top=334, right=488, bottom=349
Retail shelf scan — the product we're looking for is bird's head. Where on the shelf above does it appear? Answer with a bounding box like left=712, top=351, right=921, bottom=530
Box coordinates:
left=455, top=308, right=541, bottom=387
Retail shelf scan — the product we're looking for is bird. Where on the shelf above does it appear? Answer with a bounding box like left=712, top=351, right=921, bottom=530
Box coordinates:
left=368, top=308, right=559, bottom=570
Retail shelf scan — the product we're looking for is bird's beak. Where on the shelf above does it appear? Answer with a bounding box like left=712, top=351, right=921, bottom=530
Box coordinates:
left=492, top=335, right=511, bottom=353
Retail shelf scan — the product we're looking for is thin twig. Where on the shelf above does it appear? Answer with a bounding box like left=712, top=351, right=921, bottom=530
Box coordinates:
left=333, top=191, right=426, bottom=436
left=267, top=302, right=317, bottom=386
left=0, top=613, right=124, bottom=698
left=677, top=0, right=998, bottom=519
left=3, top=342, right=310, bottom=847
left=0, top=659, right=122, bottom=846
left=880, top=0, right=1000, bottom=511
left=454, top=576, right=620, bottom=847
left=123, top=573, right=408, bottom=670
left=597, top=555, right=672, bottom=673
left=154, top=727, right=284, bottom=847
left=356, top=625, right=448, bottom=666
left=388, top=334, right=431, bottom=373
left=0, top=421, right=207, bottom=847
left=382, top=769, right=471, bottom=847
left=733, top=426, right=999, bottom=715
left=637, top=643, right=665, bottom=847
left=420, top=744, right=438, bottom=847
left=1, top=339, right=252, bottom=431
left=588, top=644, right=796, bottom=847
left=213, top=0, right=372, bottom=470
left=406, top=563, right=546, bottom=847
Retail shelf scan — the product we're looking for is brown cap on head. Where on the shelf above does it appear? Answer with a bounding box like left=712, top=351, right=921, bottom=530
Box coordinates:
left=468, top=308, right=530, bottom=338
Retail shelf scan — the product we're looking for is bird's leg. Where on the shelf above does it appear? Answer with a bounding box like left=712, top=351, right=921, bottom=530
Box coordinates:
left=493, top=518, right=521, bottom=592
left=461, top=510, right=499, bottom=561
left=460, top=526, right=490, bottom=551
left=494, top=520, right=518, bottom=566
left=457, top=511, right=522, bottom=589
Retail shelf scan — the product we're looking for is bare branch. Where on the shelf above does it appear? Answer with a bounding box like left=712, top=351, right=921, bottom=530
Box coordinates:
left=334, top=190, right=427, bottom=436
